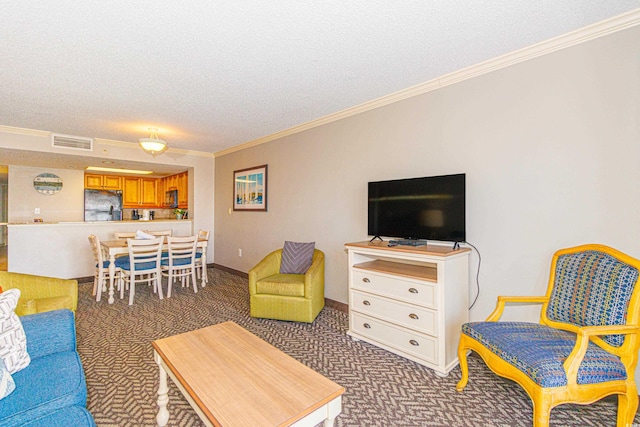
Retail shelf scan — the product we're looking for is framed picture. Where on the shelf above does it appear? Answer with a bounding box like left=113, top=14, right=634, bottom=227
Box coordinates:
left=233, top=164, right=268, bottom=211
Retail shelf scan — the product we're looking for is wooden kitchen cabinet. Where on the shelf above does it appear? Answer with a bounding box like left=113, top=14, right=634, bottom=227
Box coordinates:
left=123, top=177, right=158, bottom=207
left=177, top=172, right=188, bottom=207
left=85, top=174, right=122, bottom=190
left=162, top=171, right=189, bottom=208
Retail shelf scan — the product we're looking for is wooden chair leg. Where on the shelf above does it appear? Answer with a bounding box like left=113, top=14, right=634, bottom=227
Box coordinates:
left=532, top=398, right=551, bottom=427
left=617, top=390, right=638, bottom=427
left=456, top=342, right=469, bottom=392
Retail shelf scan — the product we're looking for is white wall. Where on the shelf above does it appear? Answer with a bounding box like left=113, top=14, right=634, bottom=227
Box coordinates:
left=214, top=25, right=640, bottom=324
left=8, top=165, right=84, bottom=223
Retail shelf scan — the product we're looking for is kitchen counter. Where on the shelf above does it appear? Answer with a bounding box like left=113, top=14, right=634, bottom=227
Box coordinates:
left=7, top=220, right=201, bottom=279
left=9, top=219, right=190, bottom=225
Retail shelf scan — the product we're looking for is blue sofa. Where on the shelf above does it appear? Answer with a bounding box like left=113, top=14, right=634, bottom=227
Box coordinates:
left=0, top=310, right=96, bottom=427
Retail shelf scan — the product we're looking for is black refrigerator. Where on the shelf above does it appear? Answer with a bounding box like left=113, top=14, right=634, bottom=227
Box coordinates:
left=84, top=189, right=123, bottom=221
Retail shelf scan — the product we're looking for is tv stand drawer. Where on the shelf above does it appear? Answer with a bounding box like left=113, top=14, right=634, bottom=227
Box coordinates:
left=351, top=269, right=436, bottom=309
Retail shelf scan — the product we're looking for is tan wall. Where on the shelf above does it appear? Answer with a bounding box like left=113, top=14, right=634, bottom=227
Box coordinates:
left=215, top=26, right=640, bottom=316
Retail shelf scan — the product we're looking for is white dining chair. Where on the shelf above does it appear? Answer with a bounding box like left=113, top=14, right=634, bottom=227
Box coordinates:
left=113, top=232, right=136, bottom=240
left=88, top=234, right=124, bottom=302
left=161, top=235, right=198, bottom=298
left=144, top=230, right=173, bottom=237
left=195, top=229, right=210, bottom=285
left=119, top=236, right=165, bottom=305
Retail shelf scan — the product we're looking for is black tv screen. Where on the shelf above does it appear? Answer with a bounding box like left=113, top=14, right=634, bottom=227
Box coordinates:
left=368, top=173, right=466, bottom=242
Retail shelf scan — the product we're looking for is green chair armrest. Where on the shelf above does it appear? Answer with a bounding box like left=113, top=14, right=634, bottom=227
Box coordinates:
left=304, top=250, right=324, bottom=299
left=249, top=249, right=283, bottom=294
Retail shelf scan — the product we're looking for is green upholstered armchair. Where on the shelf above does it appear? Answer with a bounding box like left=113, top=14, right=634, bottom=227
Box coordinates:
left=249, top=249, right=325, bottom=323
left=0, top=271, right=78, bottom=316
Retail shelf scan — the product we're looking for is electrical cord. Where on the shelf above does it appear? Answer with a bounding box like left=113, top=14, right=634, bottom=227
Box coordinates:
left=462, top=241, right=481, bottom=310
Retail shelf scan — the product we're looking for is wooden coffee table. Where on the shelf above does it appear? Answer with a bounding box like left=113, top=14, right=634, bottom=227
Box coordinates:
left=152, top=321, right=345, bottom=427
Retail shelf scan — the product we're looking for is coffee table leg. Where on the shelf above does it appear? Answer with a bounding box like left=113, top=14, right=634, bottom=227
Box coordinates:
left=155, top=352, right=170, bottom=427
left=324, top=396, right=342, bottom=427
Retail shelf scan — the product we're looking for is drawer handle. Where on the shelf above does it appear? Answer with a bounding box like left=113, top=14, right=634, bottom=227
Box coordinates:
left=362, top=300, right=371, bottom=306
left=362, top=277, right=370, bottom=283
left=409, top=313, right=419, bottom=320
left=408, top=288, right=419, bottom=294
left=363, top=323, right=371, bottom=329
left=409, top=339, right=419, bottom=346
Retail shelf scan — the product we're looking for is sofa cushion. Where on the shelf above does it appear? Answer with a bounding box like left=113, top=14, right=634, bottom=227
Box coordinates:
left=20, top=406, right=96, bottom=427
left=257, top=275, right=305, bottom=297
left=0, top=289, right=31, bottom=374
left=20, top=310, right=76, bottom=360
left=0, top=359, right=15, bottom=401
left=280, top=241, right=315, bottom=274
left=0, top=351, right=87, bottom=427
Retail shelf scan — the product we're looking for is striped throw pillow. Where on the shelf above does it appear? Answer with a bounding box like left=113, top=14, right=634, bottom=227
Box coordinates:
left=280, top=241, right=315, bottom=274
left=0, top=289, right=31, bottom=373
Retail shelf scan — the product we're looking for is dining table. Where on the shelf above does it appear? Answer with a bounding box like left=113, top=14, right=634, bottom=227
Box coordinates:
left=100, top=238, right=208, bottom=304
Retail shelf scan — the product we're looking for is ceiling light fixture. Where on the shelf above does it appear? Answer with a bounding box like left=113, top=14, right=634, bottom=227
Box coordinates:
left=139, top=127, right=168, bottom=155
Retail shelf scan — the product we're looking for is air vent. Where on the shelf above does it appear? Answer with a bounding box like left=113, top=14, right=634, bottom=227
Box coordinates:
left=51, top=133, right=94, bottom=151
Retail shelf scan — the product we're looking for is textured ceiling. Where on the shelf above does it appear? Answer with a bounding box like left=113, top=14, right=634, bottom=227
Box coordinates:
left=1, top=1, right=639, bottom=155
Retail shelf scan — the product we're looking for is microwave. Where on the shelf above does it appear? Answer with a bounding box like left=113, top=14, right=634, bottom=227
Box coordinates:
left=165, top=190, right=178, bottom=208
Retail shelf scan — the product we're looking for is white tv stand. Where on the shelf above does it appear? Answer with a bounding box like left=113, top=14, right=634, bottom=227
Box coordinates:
left=345, top=241, right=470, bottom=376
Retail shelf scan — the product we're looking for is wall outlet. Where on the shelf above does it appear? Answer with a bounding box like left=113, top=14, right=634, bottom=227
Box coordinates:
left=34, top=208, right=40, bottom=214
left=238, top=248, right=243, bottom=257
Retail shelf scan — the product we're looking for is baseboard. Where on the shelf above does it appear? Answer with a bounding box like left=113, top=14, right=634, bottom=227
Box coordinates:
left=213, top=264, right=349, bottom=314
left=211, top=263, right=247, bottom=278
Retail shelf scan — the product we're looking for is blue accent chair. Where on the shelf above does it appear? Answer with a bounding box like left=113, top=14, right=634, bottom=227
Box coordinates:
left=457, top=244, right=640, bottom=427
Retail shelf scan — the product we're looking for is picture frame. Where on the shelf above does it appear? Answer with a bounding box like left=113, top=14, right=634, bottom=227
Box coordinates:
left=233, top=164, right=267, bottom=211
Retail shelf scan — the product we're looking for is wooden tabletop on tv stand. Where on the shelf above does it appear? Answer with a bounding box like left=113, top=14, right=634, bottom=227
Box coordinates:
left=345, top=240, right=470, bottom=257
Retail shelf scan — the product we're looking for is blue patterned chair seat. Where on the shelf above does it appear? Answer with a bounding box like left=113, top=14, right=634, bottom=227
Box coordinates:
left=117, top=259, right=157, bottom=271
left=462, top=321, right=627, bottom=387
left=160, top=257, right=192, bottom=267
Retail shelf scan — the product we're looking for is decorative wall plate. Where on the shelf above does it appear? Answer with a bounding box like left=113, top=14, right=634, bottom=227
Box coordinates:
left=33, top=173, right=63, bottom=194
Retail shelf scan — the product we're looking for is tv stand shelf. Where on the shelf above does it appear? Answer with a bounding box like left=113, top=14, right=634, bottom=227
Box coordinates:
left=345, top=241, right=470, bottom=376
left=353, top=260, right=437, bottom=282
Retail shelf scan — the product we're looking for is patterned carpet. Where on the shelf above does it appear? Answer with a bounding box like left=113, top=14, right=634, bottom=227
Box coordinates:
left=75, top=268, right=640, bottom=427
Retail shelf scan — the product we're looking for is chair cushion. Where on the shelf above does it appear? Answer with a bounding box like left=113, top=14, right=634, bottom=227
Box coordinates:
left=546, top=250, right=639, bottom=347
left=117, top=259, right=157, bottom=271
left=160, top=258, right=192, bottom=267
left=462, top=321, right=627, bottom=387
left=256, top=274, right=305, bottom=297
left=280, top=241, right=315, bottom=274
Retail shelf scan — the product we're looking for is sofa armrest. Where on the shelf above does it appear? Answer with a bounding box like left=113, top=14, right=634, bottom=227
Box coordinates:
left=20, top=309, right=76, bottom=360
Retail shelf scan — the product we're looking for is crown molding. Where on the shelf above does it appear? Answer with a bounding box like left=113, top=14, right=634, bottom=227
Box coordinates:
left=0, top=125, right=49, bottom=137
left=215, top=8, right=640, bottom=158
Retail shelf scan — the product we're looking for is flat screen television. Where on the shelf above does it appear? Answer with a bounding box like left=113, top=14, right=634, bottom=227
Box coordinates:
left=368, top=173, right=465, bottom=244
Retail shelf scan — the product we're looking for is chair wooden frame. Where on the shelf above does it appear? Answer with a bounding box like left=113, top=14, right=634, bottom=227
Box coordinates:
left=194, top=229, right=209, bottom=285
left=88, top=234, right=120, bottom=302
left=113, top=232, right=137, bottom=240
left=456, top=244, right=640, bottom=427
left=161, top=235, right=198, bottom=298
left=145, top=230, right=173, bottom=237
left=119, top=237, right=165, bottom=305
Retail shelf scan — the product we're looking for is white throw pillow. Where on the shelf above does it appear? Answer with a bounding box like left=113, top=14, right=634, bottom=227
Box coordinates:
left=0, top=358, right=15, bottom=400
left=0, top=289, right=31, bottom=373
